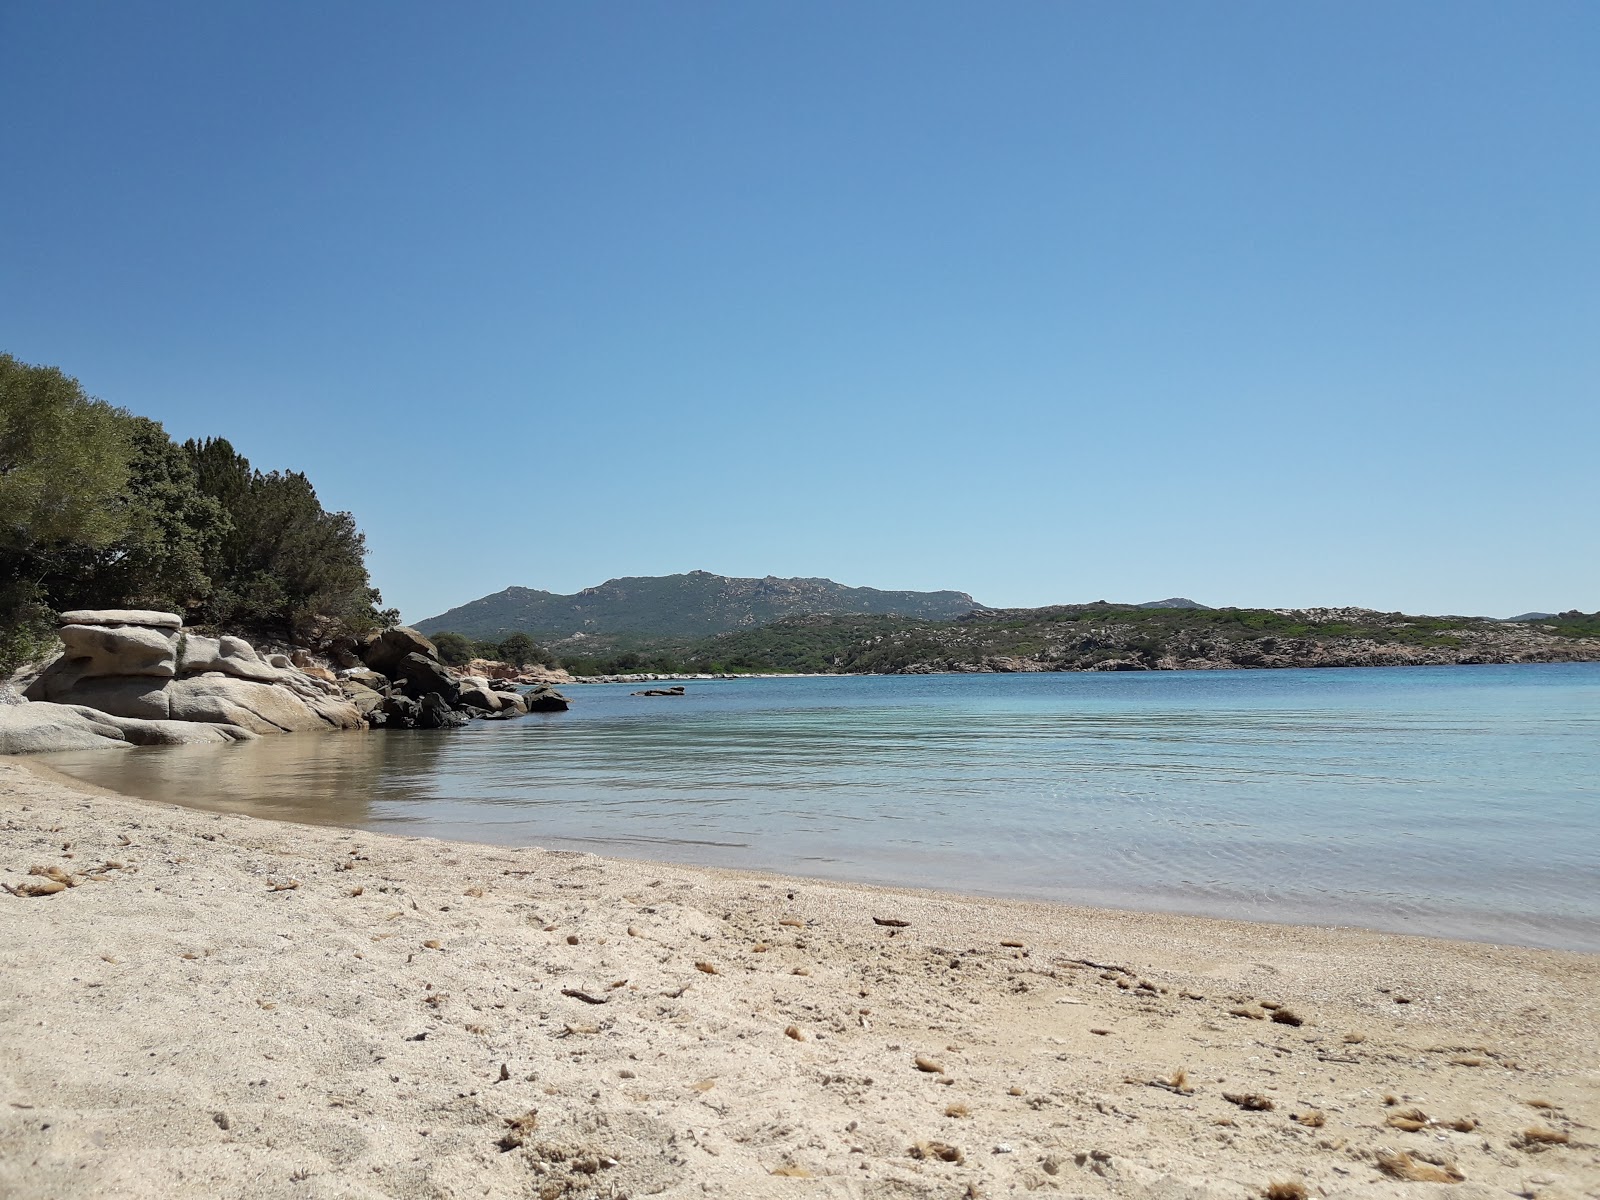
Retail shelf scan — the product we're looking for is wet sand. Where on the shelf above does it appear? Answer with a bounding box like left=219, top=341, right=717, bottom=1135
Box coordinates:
left=2, top=756, right=1597, bottom=1198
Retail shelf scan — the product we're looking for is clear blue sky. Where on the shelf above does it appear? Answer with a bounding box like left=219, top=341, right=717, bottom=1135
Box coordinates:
left=4, top=2, right=1595, bottom=621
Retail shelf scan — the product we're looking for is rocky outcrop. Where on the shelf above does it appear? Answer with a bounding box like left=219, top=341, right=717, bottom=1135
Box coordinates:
left=464, top=658, right=519, bottom=681
left=523, top=684, right=570, bottom=712
left=0, top=700, right=256, bottom=754
left=361, top=627, right=441, bottom=676
left=58, top=609, right=183, bottom=629
left=3, top=616, right=572, bottom=752
left=17, top=611, right=363, bottom=744
left=342, top=626, right=569, bottom=726
left=390, top=652, right=460, bottom=701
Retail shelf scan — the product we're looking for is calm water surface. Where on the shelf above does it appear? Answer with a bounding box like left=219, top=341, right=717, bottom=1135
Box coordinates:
left=40, top=664, right=1600, bottom=950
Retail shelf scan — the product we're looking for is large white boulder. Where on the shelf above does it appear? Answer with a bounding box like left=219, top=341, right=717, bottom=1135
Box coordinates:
left=0, top=701, right=255, bottom=753
left=56, top=623, right=179, bottom=679
left=26, top=674, right=362, bottom=734
left=21, top=618, right=364, bottom=743
left=58, top=609, right=183, bottom=629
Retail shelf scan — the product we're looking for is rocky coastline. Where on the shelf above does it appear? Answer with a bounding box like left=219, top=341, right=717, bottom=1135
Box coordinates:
left=0, top=614, right=570, bottom=755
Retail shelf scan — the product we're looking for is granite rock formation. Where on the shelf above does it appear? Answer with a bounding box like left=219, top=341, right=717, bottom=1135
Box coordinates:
left=24, top=611, right=363, bottom=735
left=1, top=616, right=569, bottom=753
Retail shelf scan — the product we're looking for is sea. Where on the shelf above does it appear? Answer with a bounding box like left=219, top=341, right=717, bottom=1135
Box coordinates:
left=38, top=663, right=1600, bottom=952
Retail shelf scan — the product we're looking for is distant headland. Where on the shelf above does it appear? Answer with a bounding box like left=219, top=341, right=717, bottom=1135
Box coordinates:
left=417, top=572, right=1600, bottom=677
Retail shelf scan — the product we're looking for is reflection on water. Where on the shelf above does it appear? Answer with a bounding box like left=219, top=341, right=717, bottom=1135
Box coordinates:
left=39, top=663, right=1600, bottom=951
left=46, top=732, right=451, bottom=827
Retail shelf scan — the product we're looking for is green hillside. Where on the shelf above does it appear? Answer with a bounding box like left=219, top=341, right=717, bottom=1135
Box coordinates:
left=414, top=571, right=984, bottom=639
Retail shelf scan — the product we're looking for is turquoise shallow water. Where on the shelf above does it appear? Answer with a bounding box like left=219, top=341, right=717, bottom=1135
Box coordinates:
left=40, top=663, right=1600, bottom=951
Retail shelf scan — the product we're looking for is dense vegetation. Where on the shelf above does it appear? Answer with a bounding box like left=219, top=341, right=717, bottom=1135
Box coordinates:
left=1, top=353, right=392, bottom=670
left=415, top=572, right=983, bottom=639
left=1532, top=610, right=1600, bottom=639
left=430, top=630, right=546, bottom=668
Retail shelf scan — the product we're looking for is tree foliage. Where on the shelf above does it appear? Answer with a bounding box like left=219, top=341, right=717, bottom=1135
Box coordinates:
left=430, top=631, right=476, bottom=666
left=184, top=437, right=391, bottom=643
left=1, top=352, right=391, bottom=669
left=428, top=630, right=545, bottom=669
left=497, top=632, right=538, bottom=668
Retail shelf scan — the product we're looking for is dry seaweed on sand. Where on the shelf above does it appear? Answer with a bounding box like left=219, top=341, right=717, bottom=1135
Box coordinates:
left=1376, top=1150, right=1464, bottom=1182
left=3, top=877, right=69, bottom=897
left=1223, top=1092, right=1275, bottom=1111
left=1262, top=1183, right=1307, bottom=1200
left=1148, top=1068, right=1193, bottom=1095
left=1385, top=1106, right=1430, bottom=1132
left=909, top=1140, right=963, bottom=1163
left=1517, top=1125, right=1570, bottom=1148
left=1292, top=1110, right=1326, bottom=1127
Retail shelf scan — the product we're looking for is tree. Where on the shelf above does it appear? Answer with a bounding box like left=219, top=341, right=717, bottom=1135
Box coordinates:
left=431, top=631, right=476, bottom=666
left=184, top=437, right=391, bottom=644
left=1, top=355, right=136, bottom=667
left=0, top=354, right=132, bottom=553
left=1, top=352, right=394, bottom=668
left=498, top=632, right=538, bottom=667
left=41, top=416, right=227, bottom=615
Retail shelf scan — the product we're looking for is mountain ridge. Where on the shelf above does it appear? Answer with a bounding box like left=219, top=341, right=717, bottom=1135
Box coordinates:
left=414, top=571, right=986, bottom=639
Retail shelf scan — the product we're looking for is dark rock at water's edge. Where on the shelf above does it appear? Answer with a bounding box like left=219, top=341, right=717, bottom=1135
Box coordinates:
left=360, top=626, right=441, bottom=676
left=391, top=652, right=460, bottom=701
left=632, top=686, right=687, bottom=696
left=417, top=693, right=468, bottom=729
left=523, top=684, right=570, bottom=712
left=348, top=627, right=570, bottom=726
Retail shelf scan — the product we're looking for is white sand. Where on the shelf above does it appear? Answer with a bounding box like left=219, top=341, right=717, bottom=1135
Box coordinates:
left=2, top=757, right=1596, bottom=1199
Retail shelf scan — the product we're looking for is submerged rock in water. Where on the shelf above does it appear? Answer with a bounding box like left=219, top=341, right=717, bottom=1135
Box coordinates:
left=416, top=693, right=468, bottom=729
left=524, top=685, right=571, bottom=712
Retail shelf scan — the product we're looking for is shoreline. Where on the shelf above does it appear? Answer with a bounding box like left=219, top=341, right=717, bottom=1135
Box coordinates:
left=3, top=759, right=1597, bottom=1198
left=12, top=752, right=1592, bottom=957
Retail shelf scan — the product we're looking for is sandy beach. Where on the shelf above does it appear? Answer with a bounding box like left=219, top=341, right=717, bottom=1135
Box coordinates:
left=1, top=757, right=1596, bottom=1199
